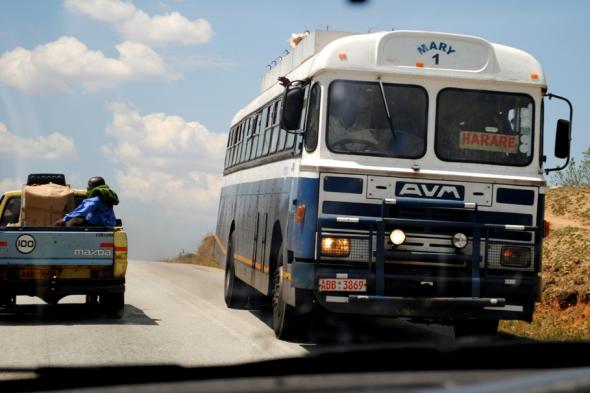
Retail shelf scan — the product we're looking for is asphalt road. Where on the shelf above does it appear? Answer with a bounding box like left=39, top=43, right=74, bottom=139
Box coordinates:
left=0, top=260, right=457, bottom=368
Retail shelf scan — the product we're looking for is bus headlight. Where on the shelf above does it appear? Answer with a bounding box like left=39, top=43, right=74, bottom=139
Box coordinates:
left=389, top=229, right=406, bottom=246
left=452, top=233, right=468, bottom=249
left=321, top=237, right=350, bottom=257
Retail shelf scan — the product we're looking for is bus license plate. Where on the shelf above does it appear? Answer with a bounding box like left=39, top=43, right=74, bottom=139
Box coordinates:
left=319, top=278, right=366, bottom=292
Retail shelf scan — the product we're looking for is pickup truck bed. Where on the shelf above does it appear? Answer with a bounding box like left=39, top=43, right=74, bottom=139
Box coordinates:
left=0, top=227, right=125, bottom=295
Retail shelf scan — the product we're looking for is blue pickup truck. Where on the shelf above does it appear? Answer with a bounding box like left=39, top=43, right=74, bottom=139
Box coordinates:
left=0, top=174, right=127, bottom=316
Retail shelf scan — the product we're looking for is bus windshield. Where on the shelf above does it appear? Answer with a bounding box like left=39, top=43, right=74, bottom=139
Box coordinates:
left=327, top=80, right=427, bottom=158
left=436, top=89, right=534, bottom=166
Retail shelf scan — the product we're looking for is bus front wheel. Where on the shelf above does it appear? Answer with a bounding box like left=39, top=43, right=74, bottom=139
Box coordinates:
left=224, top=234, right=249, bottom=309
left=272, top=250, right=307, bottom=341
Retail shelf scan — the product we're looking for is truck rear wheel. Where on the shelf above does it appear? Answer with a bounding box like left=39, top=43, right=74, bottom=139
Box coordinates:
left=86, top=294, right=98, bottom=305
left=0, top=295, right=16, bottom=307
left=100, top=292, right=124, bottom=319
left=454, top=319, right=499, bottom=338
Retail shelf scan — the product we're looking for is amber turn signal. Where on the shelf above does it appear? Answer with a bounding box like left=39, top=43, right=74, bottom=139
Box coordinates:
left=296, top=205, right=305, bottom=223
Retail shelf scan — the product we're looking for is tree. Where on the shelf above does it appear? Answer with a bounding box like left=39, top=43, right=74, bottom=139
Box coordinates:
left=551, top=148, right=590, bottom=187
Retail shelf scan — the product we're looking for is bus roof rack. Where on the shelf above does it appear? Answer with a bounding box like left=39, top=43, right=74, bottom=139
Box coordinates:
left=27, top=173, right=67, bottom=186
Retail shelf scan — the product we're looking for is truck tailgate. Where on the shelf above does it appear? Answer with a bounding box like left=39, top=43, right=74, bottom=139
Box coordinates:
left=0, top=230, right=115, bottom=266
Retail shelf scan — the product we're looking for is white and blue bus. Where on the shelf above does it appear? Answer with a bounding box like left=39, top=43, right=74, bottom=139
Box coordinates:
left=215, top=30, right=572, bottom=339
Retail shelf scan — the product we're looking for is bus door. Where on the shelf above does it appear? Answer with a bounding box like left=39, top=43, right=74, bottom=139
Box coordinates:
left=253, top=192, right=269, bottom=276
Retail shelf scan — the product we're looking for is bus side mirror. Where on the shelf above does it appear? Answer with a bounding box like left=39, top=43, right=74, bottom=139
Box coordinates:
left=555, top=119, right=570, bottom=159
left=280, top=85, right=305, bottom=131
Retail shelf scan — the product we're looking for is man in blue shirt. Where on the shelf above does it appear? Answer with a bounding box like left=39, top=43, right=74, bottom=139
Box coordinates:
left=55, top=176, right=119, bottom=227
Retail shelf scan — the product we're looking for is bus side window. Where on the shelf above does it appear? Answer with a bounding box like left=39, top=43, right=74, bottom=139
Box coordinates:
left=304, top=83, right=321, bottom=152
left=271, top=101, right=279, bottom=126
left=274, top=100, right=286, bottom=152
left=248, top=115, right=258, bottom=161
left=230, top=125, right=238, bottom=167
left=226, top=129, right=233, bottom=168
left=269, top=125, right=279, bottom=154
left=269, top=100, right=283, bottom=154
left=277, top=128, right=287, bottom=152
left=237, top=120, right=244, bottom=164
left=266, top=103, right=273, bottom=128
left=262, top=124, right=272, bottom=156
left=241, top=118, right=251, bottom=163
left=256, top=108, right=268, bottom=158
left=262, top=103, right=276, bottom=156
left=224, top=128, right=233, bottom=168
left=255, top=121, right=265, bottom=158
left=240, top=121, right=248, bottom=163
left=232, top=123, right=242, bottom=166
left=226, top=127, right=233, bottom=148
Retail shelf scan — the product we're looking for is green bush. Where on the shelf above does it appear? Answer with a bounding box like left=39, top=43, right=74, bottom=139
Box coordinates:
left=551, top=148, right=590, bottom=186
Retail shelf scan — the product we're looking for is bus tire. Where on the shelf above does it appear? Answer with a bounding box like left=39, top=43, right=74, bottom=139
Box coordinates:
left=224, top=234, right=249, bottom=309
left=454, top=319, right=499, bottom=338
left=272, top=250, right=308, bottom=341
left=100, top=292, right=125, bottom=319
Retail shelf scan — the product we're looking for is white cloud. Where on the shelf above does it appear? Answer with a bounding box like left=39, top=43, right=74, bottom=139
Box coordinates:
left=102, top=103, right=225, bottom=209
left=0, top=121, right=77, bottom=160
left=0, top=178, right=21, bottom=194
left=65, top=0, right=214, bottom=47
left=0, top=36, right=177, bottom=94
left=114, top=168, right=222, bottom=210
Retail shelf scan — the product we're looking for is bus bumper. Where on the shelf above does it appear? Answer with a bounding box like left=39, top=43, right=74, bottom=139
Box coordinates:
left=315, top=293, right=534, bottom=321
left=290, top=261, right=539, bottom=321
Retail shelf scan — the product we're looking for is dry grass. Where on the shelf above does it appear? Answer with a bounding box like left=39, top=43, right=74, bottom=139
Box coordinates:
left=500, top=302, right=590, bottom=340
left=164, top=235, right=221, bottom=269
left=499, top=187, right=590, bottom=340
left=545, top=187, right=590, bottom=225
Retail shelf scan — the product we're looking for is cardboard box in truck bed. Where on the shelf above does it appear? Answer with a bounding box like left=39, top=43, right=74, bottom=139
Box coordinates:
left=20, top=183, right=75, bottom=227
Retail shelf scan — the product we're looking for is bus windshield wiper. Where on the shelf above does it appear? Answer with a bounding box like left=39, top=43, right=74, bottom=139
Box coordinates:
left=378, top=77, right=395, bottom=138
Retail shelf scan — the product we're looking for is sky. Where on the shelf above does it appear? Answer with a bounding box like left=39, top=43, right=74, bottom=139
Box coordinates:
left=0, top=0, right=588, bottom=260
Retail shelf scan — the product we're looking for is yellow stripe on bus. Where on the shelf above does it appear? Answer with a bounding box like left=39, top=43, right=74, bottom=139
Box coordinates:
left=214, top=235, right=227, bottom=255
left=214, top=234, right=268, bottom=273
left=234, top=253, right=253, bottom=267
